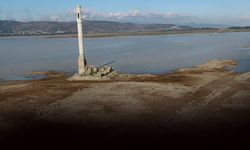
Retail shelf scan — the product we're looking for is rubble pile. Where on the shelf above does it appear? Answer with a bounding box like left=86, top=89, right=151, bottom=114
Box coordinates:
left=69, top=66, right=117, bottom=81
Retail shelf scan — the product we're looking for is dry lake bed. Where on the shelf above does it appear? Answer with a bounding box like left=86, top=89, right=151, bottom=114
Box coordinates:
left=0, top=59, right=250, bottom=148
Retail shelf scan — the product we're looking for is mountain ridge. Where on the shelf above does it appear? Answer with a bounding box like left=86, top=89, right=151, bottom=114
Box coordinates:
left=0, top=20, right=192, bottom=36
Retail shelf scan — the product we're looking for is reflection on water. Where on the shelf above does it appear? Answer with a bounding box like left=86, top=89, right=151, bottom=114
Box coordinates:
left=1, top=32, right=250, bottom=80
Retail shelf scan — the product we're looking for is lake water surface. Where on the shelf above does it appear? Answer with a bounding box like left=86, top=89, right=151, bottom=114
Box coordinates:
left=1, top=32, right=250, bottom=80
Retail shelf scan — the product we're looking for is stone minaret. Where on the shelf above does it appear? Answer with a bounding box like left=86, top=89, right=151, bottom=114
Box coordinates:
left=76, top=4, right=86, bottom=74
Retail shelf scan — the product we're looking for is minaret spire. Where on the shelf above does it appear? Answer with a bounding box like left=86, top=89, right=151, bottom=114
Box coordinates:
left=70, top=4, right=115, bottom=81
left=76, top=4, right=86, bottom=74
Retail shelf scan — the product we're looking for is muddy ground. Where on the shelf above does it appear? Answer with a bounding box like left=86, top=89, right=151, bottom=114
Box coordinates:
left=0, top=60, right=250, bottom=149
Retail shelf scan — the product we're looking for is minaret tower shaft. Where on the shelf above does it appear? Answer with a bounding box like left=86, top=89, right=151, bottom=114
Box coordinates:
left=76, top=4, right=86, bottom=74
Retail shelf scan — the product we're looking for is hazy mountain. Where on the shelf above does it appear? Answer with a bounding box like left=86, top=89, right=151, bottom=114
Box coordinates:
left=0, top=20, right=193, bottom=36
left=183, top=23, right=231, bottom=28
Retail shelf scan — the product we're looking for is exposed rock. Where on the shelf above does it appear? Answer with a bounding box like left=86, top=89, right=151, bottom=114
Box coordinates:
left=235, top=72, right=250, bottom=83
left=178, top=59, right=237, bottom=72
left=68, top=65, right=117, bottom=81
left=197, top=60, right=237, bottom=70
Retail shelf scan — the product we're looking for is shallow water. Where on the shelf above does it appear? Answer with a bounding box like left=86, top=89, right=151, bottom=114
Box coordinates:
left=1, top=32, right=250, bottom=80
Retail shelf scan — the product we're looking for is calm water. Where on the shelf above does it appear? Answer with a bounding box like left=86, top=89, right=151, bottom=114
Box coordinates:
left=1, top=32, right=250, bottom=80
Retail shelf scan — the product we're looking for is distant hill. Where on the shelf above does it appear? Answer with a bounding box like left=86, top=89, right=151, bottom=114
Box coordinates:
left=229, top=26, right=250, bottom=29
left=184, top=23, right=230, bottom=28
left=0, top=20, right=193, bottom=36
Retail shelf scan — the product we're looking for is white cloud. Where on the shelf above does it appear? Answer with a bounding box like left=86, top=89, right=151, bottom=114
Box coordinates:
left=1, top=7, right=250, bottom=26
left=106, top=10, right=141, bottom=19
left=239, top=16, right=250, bottom=21
left=77, top=8, right=192, bottom=24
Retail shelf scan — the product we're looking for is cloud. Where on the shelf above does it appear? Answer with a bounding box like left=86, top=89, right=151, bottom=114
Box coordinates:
left=0, top=9, right=17, bottom=21
left=77, top=8, right=193, bottom=24
left=202, top=16, right=250, bottom=26
left=36, top=9, right=74, bottom=22
left=0, top=7, right=228, bottom=24
left=105, top=10, right=141, bottom=20
left=32, top=7, right=185, bottom=23
left=1, top=7, right=250, bottom=26
left=239, top=16, right=250, bottom=21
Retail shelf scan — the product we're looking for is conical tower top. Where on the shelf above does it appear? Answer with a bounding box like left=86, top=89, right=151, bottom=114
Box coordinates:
left=76, top=4, right=83, bottom=20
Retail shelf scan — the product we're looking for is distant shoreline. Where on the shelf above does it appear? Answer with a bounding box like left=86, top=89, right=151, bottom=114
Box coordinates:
left=1, top=28, right=250, bottom=39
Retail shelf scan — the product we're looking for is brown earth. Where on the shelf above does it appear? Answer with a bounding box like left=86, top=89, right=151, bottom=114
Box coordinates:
left=0, top=60, right=250, bottom=149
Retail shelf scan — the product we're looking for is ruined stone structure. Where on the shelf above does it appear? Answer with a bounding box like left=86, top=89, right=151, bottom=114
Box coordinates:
left=70, top=4, right=116, bottom=81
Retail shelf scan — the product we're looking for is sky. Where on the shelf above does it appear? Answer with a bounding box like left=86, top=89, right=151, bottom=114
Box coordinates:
left=1, top=0, right=250, bottom=26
